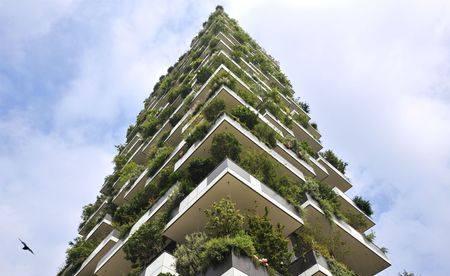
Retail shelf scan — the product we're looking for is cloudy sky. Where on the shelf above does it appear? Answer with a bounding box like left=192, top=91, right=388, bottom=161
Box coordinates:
left=1, top=0, right=449, bottom=275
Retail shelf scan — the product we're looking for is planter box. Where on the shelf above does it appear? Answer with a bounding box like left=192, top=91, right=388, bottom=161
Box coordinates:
left=203, top=251, right=268, bottom=276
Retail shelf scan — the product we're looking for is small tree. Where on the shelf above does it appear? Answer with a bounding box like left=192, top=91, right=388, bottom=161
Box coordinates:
left=174, top=232, right=208, bottom=276
left=196, top=66, right=212, bottom=84
left=247, top=211, right=292, bottom=274
left=230, top=106, right=258, bottom=129
left=204, top=198, right=244, bottom=238
left=353, top=196, right=373, bottom=217
left=321, top=150, right=348, bottom=174
left=203, top=98, right=226, bottom=122
left=210, top=132, right=241, bottom=163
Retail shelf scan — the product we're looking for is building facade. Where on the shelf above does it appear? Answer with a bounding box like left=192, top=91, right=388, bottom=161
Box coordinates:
left=59, top=6, right=391, bottom=276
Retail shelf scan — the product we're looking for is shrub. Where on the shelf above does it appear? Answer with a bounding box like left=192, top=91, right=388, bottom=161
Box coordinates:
left=210, top=132, right=242, bottom=163
left=197, top=66, right=213, bottom=85
left=169, top=112, right=183, bottom=127
left=185, top=121, right=212, bottom=146
left=239, top=150, right=278, bottom=189
left=352, top=196, right=373, bottom=217
left=186, top=157, right=216, bottom=184
left=253, top=122, right=277, bottom=148
left=311, top=122, right=318, bottom=130
left=204, top=198, right=244, bottom=238
left=230, top=106, right=258, bottom=129
left=247, top=211, right=291, bottom=274
left=147, top=146, right=174, bottom=177
left=299, top=101, right=310, bottom=113
left=321, top=150, right=348, bottom=174
left=294, top=112, right=309, bottom=128
left=209, top=37, right=220, bottom=49
left=118, top=162, right=144, bottom=187
left=203, top=234, right=256, bottom=266
left=141, top=113, right=160, bottom=139
left=174, top=232, right=208, bottom=275
left=123, top=213, right=166, bottom=268
left=113, top=154, right=128, bottom=172
left=301, top=178, right=342, bottom=220
left=203, top=98, right=226, bottom=122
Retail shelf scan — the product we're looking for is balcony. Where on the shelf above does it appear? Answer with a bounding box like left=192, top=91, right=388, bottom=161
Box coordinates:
left=140, top=252, right=177, bottom=276
left=291, top=120, right=322, bottom=154
left=332, top=187, right=375, bottom=232
left=165, top=159, right=303, bottom=243
left=317, top=157, right=352, bottom=192
left=289, top=250, right=332, bottom=276
left=203, top=251, right=269, bottom=276
left=85, top=214, right=114, bottom=242
left=301, top=195, right=390, bottom=275
left=122, top=141, right=185, bottom=204
left=79, top=200, right=108, bottom=236
left=122, top=133, right=143, bottom=158
left=74, top=230, right=119, bottom=276
left=174, top=114, right=305, bottom=184
left=94, top=186, right=177, bottom=276
left=274, top=141, right=316, bottom=179
left=263, top=111, right=295, bottom=139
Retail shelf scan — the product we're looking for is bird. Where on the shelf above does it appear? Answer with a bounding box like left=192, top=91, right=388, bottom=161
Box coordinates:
left=18, top=238, right=34, bottom=255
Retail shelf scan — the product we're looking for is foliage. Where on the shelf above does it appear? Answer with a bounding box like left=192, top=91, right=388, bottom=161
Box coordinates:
left=311, top=122, right=318, bottom=130
left=123, top=212, right=166, bottom=267
left=301, top=178, right=343, bottom=220
left=298, top=101, right=310, bottom=114
left=327, top=257, right=357, bottom=276
left=247, top=210, right=291, bottom=274
left=197, top=66, right=213, bottom=85
left=147, top=146, right=174, bottom=177
left=321, top=150, right=348, bottom=174
left=203, top=234, right=256, bottom=267
left=141, top=112, right=161, bottom=139
left=59, top=237, right=99, bottom=275
left=252, top=122, right=278, bottom=148
left=186, top=157, right=216, bottom=184
left=210, top=132, right=242, bottom=163
left=352, top=196, right=373, bottom=217
left=364, top=231, right=376, bottom=242
left=167, top=83, right=192, bottom=103
left=294, top=112, right=310, bottom=128
left=185, top=121, right=212, bottom=146
left=240, top=151, right=278, bottom=188
left=230, top=106, right=258, bottom=129
left=113, top=154, right=128, bottom=172
left=203, top=98, right=226, bottom=121
left=118, top=162, right=144, bottom=188
left=204, top=198, right=245, bottom=238
left=343, top=211, right=368, bottom=232
left=174, top=232, right=209, bottom=276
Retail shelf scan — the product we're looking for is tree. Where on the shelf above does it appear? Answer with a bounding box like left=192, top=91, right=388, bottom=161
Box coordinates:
left=210, top=132, right=241, bottom=163
left=204, top=198, right=244, bottom=238
left=203, top=98, right=225, bottom=122
left=353, top=196, right=373, bottom=217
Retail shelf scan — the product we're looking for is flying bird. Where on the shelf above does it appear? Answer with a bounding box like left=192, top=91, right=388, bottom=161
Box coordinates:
left=18, top=238, right=34, bottom=255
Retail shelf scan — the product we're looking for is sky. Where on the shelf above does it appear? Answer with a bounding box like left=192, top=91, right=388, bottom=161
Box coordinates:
left=0, top=0, right=449, bottom=275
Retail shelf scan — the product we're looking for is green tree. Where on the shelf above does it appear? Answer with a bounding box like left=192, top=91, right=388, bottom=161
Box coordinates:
left=210, top=132, right=241, bottom=163
left=204, top=198, right=244, bottom=238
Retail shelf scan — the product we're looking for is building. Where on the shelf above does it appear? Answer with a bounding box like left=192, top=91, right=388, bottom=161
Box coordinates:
left=58, top=6, right=391, bottom=276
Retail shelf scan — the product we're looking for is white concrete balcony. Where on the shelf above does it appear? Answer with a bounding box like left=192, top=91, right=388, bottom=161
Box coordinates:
left=301, top=195, right=390, bottom=275
left=291, top=120, right=322, bottom=153
left=317, top=157, right=352, bottom=192
left=165, top=159, right=303, bottom=242
left=140, top=252, right=177, bottom=276
left=274, top=141, right=316, bottom=179
left=174, top=114, right=305, bottom=184
left=263, top=111, right=295, bottom=139
left=122, top=133, right=143, bottom=158
left=332, top=187, right=375, bottom=232
left=85, top=214, right=114, bottom=243
left=95, top=186, right=176, bottom=276
left=74, top=230, right=119, bottom=276
left=79, top=200, right=108, bottom=236
left=122, top=141, right=185, bottom=204
left=289, top=250, right=332, bottom=276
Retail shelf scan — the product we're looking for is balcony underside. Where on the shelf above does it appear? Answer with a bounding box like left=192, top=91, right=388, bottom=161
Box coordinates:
left=302, top=199, right=390, bottom=276
left=166, top=159, right=303, bottom=243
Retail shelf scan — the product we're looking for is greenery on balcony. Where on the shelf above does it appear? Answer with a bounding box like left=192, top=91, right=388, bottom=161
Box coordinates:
left=174, top=198, right=291, bottom=275
left=57, top=236, right=101, bottom=276
left=321, top=149, right=348, bottom=174
left=353, top=195, right=374, bottom=217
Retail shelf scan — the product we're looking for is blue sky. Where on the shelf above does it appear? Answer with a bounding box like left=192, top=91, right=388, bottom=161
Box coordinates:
left=1, top=0, right=449, bottom=275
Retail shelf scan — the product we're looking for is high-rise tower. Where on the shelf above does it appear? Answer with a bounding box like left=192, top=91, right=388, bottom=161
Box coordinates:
left=59, top=6, right=391, bottom=276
